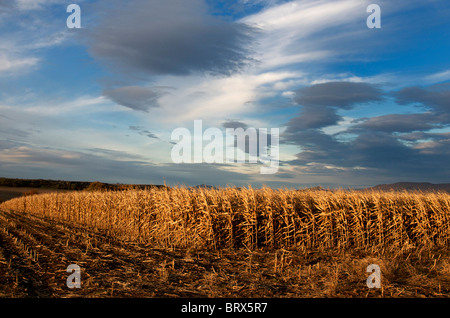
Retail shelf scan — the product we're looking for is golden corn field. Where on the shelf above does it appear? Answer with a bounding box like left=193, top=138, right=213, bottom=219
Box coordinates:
left=1, top=186, right=450, bottom=298
left=2, top=187, right=450, bottom=253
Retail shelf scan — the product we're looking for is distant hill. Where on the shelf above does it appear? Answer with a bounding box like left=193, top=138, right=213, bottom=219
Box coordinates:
left=0, top=177, right=167, bottom=191
left=0, top=177, right=171, bottom=204
left=368, top=182, right=450, bottom=192
left=190, top=184, right=218, bottom=190
left=0, top=177, right=93, bottom=191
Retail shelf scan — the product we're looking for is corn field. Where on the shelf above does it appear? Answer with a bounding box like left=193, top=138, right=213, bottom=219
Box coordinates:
left=1, top=187, right=450, bottom=253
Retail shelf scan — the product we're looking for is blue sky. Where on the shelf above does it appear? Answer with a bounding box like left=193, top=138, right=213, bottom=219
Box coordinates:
left=1, top=0, right=450, bottom=188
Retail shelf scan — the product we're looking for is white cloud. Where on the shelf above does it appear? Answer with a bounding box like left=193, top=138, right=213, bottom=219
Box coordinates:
left=263, top=51, right=331, bottom=69
left=241, top=0, right=370, bottom=69
left=15, top=0, right=64, bottom=10
left=425, top=70, right=450, bottom=83
left=22, top=96, right=110, bottom=115
left=16, top=0, right=47, bottom=10
left=25, top=31, right=70, bottom=50
left=243, top=0, right=366, bottom=31
left=148, top=71, right=301, bottom=127
left=0, top=54, right=39, bottom=74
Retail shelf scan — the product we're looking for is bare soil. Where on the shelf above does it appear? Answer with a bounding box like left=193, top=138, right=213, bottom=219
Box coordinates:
left=0, top=187, right=67, bottom=204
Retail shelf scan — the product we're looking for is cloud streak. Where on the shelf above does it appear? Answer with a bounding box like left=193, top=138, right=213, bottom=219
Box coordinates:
left=0, top=143, right=251, bottom=186
left=129, top=126, right=159, bottom=139
left=0, top=54, right=39, bottom=75
left=84, top=0, right=258, bottom=78
left=103, top=86, right=165, bottom=112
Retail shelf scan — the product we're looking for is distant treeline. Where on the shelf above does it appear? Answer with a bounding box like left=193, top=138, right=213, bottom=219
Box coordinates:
left=0, top=177, right=166, bottom=191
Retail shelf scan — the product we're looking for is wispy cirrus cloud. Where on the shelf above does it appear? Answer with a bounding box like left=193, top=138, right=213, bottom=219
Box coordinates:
left=0, top=54, right=39, bottom=75
left=425, top=70, right=450, bottom=84
left=0, top=0, right=74, bottom=79
left=129, top=126, right=159, bottom=140
left=14, top=0, right=71, bottom=11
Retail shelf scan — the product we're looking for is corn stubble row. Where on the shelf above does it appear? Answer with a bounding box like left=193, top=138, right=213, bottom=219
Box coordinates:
left=1, top=187, right=450, bottom=253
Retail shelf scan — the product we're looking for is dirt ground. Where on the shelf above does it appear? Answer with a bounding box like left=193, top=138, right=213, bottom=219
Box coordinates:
left=0, top=187, right=67, bottom=204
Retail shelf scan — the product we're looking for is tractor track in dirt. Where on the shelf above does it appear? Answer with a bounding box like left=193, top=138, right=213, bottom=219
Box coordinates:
left=0, top=224, right=53, bottom=297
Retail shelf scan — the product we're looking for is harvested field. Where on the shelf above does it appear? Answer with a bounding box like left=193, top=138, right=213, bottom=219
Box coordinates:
left=0, top=187, right=66, bottom=204
left=0, top=187, right=450, bottom=298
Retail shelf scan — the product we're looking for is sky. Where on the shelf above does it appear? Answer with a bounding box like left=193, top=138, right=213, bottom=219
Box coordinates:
left=0, top=0, right=450, bottom=188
